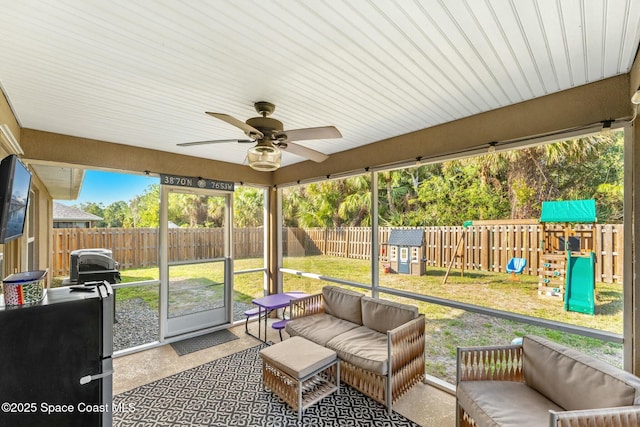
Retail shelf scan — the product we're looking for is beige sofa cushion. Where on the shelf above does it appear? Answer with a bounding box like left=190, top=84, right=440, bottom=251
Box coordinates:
left=360, top=296, right=418, bottom=334
left=259, top=336, right=336, bottom=379
left=322, top=286, right=364, bottom=325
left=457, top=381, right=563, bottom=427
left=523, top=335, right=640, bottom=410
left=285, top=313, right=360, bottom=346
left=326, top=326, right=388, bottom=375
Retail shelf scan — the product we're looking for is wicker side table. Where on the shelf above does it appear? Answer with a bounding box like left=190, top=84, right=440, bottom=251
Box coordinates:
left=259, top=336, right=340, bottom=421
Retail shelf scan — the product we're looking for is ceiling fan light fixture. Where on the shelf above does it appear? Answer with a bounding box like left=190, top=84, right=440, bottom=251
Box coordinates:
left=186, top=102, right=340, bottom=168
left=247, top=145, right=281, bottom=171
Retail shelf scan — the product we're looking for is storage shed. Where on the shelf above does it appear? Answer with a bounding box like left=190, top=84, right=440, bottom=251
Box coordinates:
left=385, top=229, right=426, bottom=276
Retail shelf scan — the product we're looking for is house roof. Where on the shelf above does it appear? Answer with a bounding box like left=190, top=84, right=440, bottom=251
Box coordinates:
left=0, top=1, right=638, bottom=175
left=387, top=229, right=425, bottom=247
left=53, top=202, right=103, bottom=222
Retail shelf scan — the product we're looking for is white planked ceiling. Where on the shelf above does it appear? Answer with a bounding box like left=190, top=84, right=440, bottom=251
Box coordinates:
left=0, top=0, right=639, bottom=168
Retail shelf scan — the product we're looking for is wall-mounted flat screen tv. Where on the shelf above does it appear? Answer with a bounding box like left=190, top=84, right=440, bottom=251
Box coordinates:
left=0, top=155, right=32, bottom=243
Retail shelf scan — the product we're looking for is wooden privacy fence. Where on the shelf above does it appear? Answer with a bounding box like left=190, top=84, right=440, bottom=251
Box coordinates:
left=283, top=224, right=624, bottom=284
left=51, top=227, right=264, bottom=277
left=52, top=224, right=624, bottom=283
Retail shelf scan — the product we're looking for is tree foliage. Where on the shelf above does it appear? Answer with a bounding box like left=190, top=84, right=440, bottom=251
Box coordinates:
left=67, top=133, right=623, bottom=229
left=233, top=187, right=264, bottom=227
left=103, top=201, right=130, bottom=227
left=284, top=133, right=623, bottom=227
left=68, top=183, right=265, bottom=228
left=130, top=184, right=160, bottom=227
left=78, top=202, right=107, bottom=227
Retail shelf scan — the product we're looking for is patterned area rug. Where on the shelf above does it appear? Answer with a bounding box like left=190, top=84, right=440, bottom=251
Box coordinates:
left=170, top=329, right=239, bottom=356
left=114, top=344, right=419, bottom=426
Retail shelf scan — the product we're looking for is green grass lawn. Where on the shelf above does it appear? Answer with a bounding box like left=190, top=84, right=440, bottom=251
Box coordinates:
left=99, top=259, right=267, bottom=311
left=282, top=255, right=622, bottom=333
left=56, top=255, right=623, bottom=383
left=59, top=255, right=622, bottom=336
left=280, top=256, right=623, bottom=382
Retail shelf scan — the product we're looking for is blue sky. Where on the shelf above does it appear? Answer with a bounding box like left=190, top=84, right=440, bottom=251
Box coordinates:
left=56, top=170, right=159, bottom=206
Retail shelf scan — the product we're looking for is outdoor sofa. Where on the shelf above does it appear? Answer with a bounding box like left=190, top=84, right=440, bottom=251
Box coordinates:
left=456, top=334, right=640, bottom=426
left=285, top=285, right=425, bottom=413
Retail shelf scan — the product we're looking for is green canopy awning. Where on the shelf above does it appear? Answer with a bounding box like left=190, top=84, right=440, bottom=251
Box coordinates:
left=539, top=199, right=597, bottom=223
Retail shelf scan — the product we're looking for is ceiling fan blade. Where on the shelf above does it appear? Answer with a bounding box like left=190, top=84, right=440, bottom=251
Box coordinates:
left=206, top=112, right=264, bottom=139
left=177, top=139, right=253, bottom=147
left=280, top=142, right=329, bottom=163
left=277, top=126, right=341, bottom=142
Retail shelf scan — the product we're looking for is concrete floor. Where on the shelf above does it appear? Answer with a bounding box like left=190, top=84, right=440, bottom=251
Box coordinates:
left=113, top=322, right=456, bottom=427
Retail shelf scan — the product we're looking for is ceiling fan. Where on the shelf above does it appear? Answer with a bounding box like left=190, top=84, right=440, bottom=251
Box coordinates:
left=177, top=101, right=342, bottom=171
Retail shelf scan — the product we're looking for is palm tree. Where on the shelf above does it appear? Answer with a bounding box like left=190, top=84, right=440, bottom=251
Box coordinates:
left=503, top=133, right=617, bottom=218
left=233, top=187, right=263, bottom=227
left=281, top=132, right=622, bottom=227
left=338, top=175, right=371, bottom=226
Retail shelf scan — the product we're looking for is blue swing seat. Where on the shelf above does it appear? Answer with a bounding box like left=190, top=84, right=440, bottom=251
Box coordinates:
left=506, top=257, right=527, bottom=280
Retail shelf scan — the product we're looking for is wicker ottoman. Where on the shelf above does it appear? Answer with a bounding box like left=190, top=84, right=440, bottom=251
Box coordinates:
left=259, top=336, right=340, bottom=421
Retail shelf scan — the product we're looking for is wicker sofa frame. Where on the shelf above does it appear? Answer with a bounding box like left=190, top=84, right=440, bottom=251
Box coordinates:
left=456, top=338, right=640, bottom=427
left=289, top=292, right=426, bottom=414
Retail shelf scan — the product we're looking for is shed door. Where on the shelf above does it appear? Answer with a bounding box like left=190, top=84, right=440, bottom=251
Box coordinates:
left=399, top=246, right=410, bottom=274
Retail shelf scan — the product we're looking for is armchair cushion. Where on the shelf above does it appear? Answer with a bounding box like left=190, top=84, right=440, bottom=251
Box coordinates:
left=458, top=381, right=563, bottom=427
left=523, top=335, right=640, bottom=411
